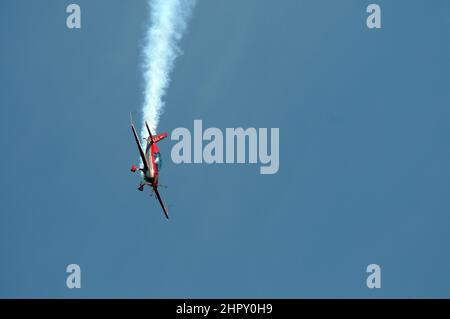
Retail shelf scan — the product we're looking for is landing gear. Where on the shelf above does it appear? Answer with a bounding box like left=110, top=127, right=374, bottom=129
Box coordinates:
left=138, top=185, right=144, bottom=192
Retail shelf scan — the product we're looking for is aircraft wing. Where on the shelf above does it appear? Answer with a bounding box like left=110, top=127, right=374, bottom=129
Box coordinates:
left=154, top=187, right=169, bottom=219
left=145, top=122, right=154, bottom=144
left=131, top=121, right=149, bottom=171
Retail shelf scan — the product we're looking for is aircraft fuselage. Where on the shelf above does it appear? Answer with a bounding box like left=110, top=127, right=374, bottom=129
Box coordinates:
left=142, top=140, right=161, bottom=187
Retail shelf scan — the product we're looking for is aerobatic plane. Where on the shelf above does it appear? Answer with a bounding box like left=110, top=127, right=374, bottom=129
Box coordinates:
left=130, top=115, right=169, bottom=219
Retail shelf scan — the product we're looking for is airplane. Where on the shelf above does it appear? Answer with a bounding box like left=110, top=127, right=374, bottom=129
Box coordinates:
left=130, top=115, right=170, bottom=219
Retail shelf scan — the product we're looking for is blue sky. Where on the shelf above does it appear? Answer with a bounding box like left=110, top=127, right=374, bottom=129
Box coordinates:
left=1, top=0, right=450, bottom=298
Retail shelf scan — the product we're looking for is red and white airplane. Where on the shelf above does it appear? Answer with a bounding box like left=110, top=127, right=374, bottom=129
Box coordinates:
left=130, top=116, right=169, bottom=219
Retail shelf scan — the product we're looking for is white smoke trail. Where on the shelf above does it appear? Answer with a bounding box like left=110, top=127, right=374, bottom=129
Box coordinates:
left=140, top=0, right=196, bottom=139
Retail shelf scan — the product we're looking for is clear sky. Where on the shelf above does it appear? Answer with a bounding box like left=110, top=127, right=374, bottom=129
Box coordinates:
left=1, top=0, right=450, bottom=298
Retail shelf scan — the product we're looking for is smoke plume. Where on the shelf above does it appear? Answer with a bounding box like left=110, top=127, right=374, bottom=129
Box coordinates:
left=140, top=0, right=196, bottom=139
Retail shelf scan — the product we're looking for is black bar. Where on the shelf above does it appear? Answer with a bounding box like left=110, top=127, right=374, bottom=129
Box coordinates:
left=1, top=299, right=448, bottom=317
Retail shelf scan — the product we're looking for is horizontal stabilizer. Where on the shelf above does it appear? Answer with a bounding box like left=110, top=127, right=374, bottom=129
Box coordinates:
left=153, top=133, right=168, bottom=144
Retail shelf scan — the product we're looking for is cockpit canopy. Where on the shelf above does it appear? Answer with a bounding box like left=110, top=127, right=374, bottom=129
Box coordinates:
left=154, top=152, right=162, bottom=170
